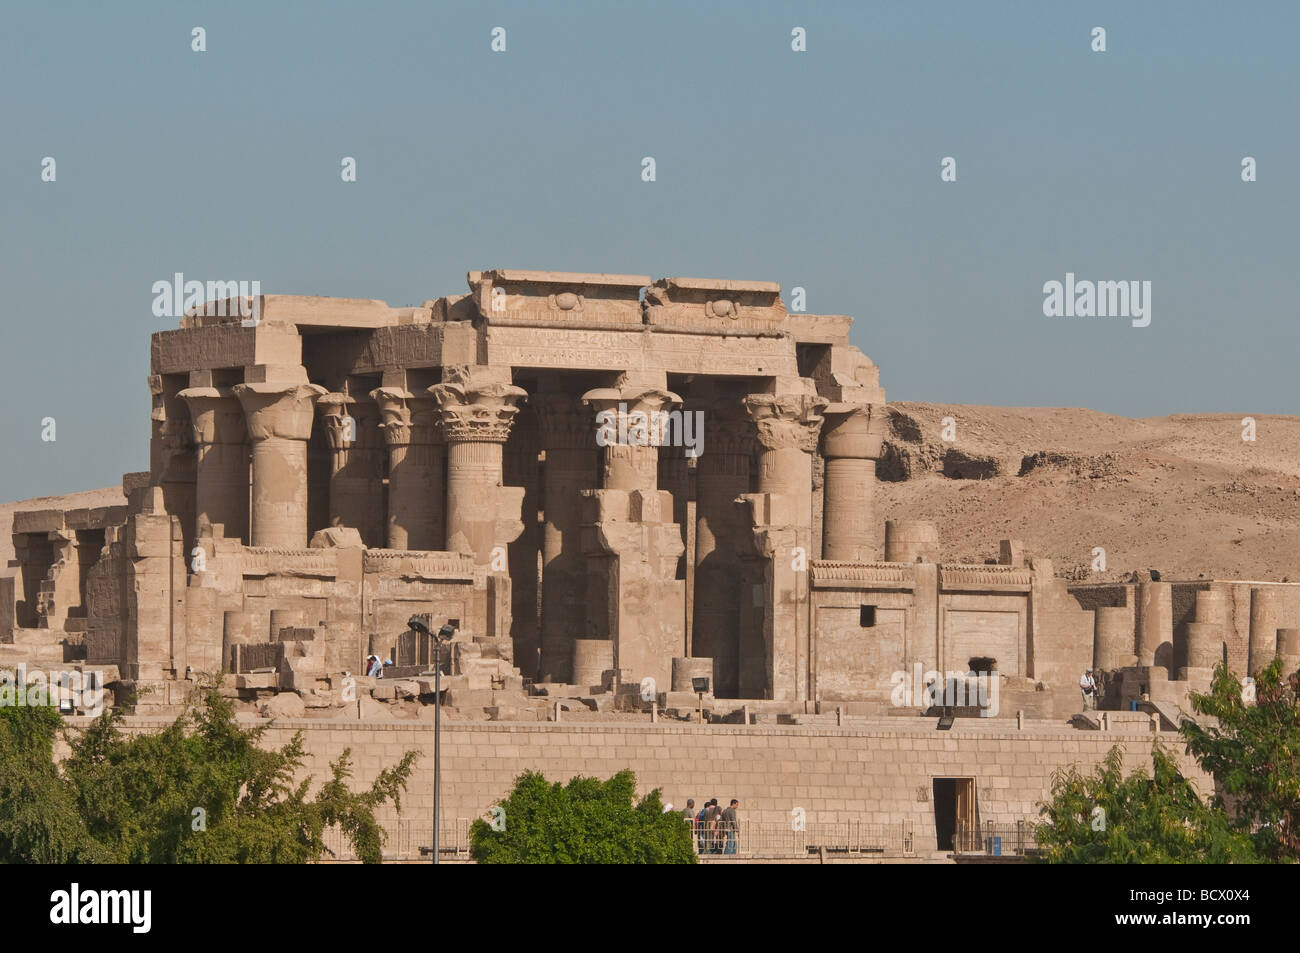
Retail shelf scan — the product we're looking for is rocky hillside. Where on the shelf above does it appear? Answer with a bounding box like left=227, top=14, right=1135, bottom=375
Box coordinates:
left=878, top=404, right=1300, bottom=582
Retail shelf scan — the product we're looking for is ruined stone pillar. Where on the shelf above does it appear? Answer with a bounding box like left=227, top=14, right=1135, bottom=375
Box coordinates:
left=884, top=520, right=941, bottom=564
left=820, top=403, right=886, bottom=562
left=233, top=378, right=326, bottom=548
left=580, top=379, right=686, bottom=693
left=1248, top=587, right=1281, bottom=676
left=1184, top=622, right=1223, bottom=672
left=739, top=390, right=827, bottom=701
left=317, top=392, right=386, bottom=548
left=371, top=388, right=445, bottom=550
left=1278, top=629, right=1300, bottom=677
left=1094, top=606, right=1136, bottom=671
left=1136, top=580, right=1172, bottom=670
left=178, top=386, right=250, bottom=543
left=692, top=404, right=754, bottom=698
left=429, top=367, right=527, bottom=565
left=534, top=392, right=598, bottom=683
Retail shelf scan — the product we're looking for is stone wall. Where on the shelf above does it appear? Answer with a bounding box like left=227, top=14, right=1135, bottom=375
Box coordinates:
left=86, top=715, right=1209, bottom=857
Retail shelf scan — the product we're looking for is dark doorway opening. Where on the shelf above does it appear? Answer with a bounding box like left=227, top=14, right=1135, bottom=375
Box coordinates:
left=933, top=778, right=975, bottom=851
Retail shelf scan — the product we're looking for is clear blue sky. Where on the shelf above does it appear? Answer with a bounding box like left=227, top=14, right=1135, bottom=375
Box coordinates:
left=2, top=0, right=1296, bottom=501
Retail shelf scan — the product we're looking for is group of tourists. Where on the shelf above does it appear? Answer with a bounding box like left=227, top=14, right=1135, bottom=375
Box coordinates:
left=681, top=798, right=740, bottom=855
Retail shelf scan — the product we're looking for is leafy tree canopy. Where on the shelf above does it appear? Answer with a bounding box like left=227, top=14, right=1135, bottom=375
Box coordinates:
left=1182, top=657, right=1300, bottom=861
left=0, top=681, right=416, bottom=863
left=470, top=769, right=696, bottom=864
left=1036, top=742, right=1258, bottom=864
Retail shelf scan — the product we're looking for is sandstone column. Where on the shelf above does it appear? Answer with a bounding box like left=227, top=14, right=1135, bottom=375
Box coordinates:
left=1094, top=606, right=1136, bottom=671
left=581, top=379, right=686, bottom=693
left=1278, top=629, right=1300, bottom=677
left=504, top=403, right=542, bottom=677
left=317, top=391, right=386, bottom=547
left=533, top=392, right=598, bottom=683
left=234, top=376, right=326, bottom=548
left=745, top=392, right=826, bottom=516
left=590, top=386, right=672, bottom=493
left=178, top=386, right=250, bottom=543
left=692, top=403, right=753, bottom=698
left=152, top=375, right=197, bottom=558
left=429, top=367, right=527, bottom=564
left=371, top=387, right=445, bottom=550
left=739, top=389, right=827, bottom=701
left=1136, top=580, right=1172, bottom=670
left=820, top=402, right=886, bottom=562
left=1248, top=587, right=1281, bottom=676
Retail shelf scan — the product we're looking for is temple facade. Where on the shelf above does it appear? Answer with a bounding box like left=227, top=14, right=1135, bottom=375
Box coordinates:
left=5, top=269, right=1300, bottom=721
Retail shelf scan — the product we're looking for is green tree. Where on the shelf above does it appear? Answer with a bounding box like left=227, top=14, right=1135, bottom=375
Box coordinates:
left=0, top=685, right=104, bottom=862
left=470, top=769, right=696, bottom=864
left=1035, top=742, right=1257, bottom=864
left=1181, top=657, right=1300, bottom=862
left=0, top=680, right=416, bottom=863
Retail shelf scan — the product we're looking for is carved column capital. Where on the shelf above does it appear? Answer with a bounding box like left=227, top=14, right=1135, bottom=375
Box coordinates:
left=429, top=369, right=527, bottom=444
left=233, top=381, right=326, bottom=442
left=742, top=393, right=828, bottom=453
left=370, top=388, right=442, bottom=449
left=178, top=387, right=247, bottom=447
left=316, top=392, right=359, bottom=458
left=583, top=383, right=682, bottom=492
left=582, top=385, right=682, bottom=447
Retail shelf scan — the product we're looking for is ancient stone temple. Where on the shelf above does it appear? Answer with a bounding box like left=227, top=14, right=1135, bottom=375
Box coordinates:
left=129, top=269, right=891, bottom=703
left=5, top=269, right=1300, bottom=721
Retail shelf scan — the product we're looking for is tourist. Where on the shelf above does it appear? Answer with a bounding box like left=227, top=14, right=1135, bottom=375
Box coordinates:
left=720, top=799, right=740, bottom=855
left=1079, top=670, right=1096, bottom=710
left=682, top=799, right=696, bottom=833
left=366, top=654, right=383, bottom=678
left=707, top=799, right=724, bottom=854
left=695, top=801, right=711, bottom=853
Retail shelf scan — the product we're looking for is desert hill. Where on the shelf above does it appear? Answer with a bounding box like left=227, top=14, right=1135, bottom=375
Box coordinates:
left=878, top=404, right=1300, bottom=582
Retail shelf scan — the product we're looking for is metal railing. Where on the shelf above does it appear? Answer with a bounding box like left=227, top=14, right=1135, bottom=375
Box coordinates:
left=320, top=816, right=918, bottom=862
left=321, top=818, right=473, bottom=862
left=953, top=819, right=1040, bottom=856
left=689, top=819, right=914, bottom=858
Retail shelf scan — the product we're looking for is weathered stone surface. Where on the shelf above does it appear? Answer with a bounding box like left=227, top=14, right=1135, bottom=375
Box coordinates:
left=259, top=691, right=306, bottom=718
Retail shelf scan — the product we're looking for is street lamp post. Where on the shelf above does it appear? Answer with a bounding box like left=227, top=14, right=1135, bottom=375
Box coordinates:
left=433, top=633, right=442, bottom=864
left=408, top=615, right=456, bottom=865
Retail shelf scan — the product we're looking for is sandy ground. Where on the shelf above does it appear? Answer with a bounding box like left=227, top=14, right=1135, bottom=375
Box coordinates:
left=3, top=403, right=1297, bottom=584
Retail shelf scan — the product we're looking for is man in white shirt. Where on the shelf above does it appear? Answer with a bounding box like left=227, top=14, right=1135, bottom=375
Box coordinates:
left=1079, top=670, right=1096, bottom=710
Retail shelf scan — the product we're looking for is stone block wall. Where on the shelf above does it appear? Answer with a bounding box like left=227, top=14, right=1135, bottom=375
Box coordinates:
left=89, top=716, right=1209, bottom=857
